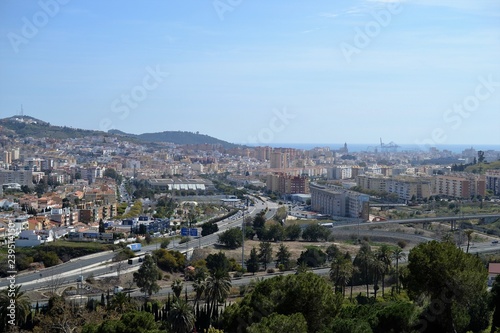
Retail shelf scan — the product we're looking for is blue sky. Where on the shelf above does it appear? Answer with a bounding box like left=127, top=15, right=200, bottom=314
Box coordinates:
left=1, top=0, right=499, bottom=146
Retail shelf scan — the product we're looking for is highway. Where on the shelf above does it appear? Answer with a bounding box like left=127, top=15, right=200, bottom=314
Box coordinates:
left=3, top=205, right=497, bottom=302
left=0, top=196, right=276, bottom=292
left=29, top=239, right=500, bottom=309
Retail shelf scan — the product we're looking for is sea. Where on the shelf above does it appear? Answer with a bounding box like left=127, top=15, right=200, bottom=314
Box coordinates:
left=244, top=143, right=500, bottom=154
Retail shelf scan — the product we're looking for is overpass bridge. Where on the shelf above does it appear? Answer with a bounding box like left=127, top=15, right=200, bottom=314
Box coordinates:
left=333, top=213, right=500, bottom=230
left=370, top=203, right=407, bottom=208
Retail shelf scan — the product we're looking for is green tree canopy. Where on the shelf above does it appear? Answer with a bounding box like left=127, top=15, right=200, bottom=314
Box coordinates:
left=222, top=272, right=343, bottom=333
left=206, top=252, right=230, bottom=274
left=247, top=313, right=308, bottom=333
left=168, top=298, right=195, bottom=333
left=218, top=227, right=243, bottom=249
left=246, top=247, right=260, bottom=275
left=201, top=221, right=219, bottom=236
left=302, top=224, right=331, bottom=242
left=258, top=241, right=273, bottom=270
left=406, top=241, right=489, bottom=332
left=83, top=311, right=162, bottom=333
left=133, top=254, right=160, bottom=297
left=152, top=249, right=185, bottom=273
left=297, top=247, right=326, bottom=268
left=266, top=223, right=285, bottom=242
left=275, top=243, right=292, bottom=270
left=284, top=224, right=302, bottom=241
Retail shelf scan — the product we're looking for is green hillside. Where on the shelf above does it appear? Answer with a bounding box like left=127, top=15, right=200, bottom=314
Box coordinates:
left=137, top=131, right=237, bottom=148
left=0, top=116, right=106, bottom=139
left=0, top=116, right=238, bottom=148
left=465, top=161, right=500, bottom=174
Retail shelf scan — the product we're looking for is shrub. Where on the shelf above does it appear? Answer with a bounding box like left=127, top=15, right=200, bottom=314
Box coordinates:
left=179, top=236, right=190, bottom=244
left=86, top=273, right=95, bottom=284
left=38, top=251, right=60, bottom=267
left=297, top=247, right=327, bottom=268
left=160, top=239, right=170, bottom=249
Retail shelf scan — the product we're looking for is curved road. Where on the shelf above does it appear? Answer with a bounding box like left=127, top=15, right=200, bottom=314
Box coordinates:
left=1, top=197, right=275, bottom=292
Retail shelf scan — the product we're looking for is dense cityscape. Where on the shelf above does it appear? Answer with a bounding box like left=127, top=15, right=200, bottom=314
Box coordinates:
left=2, top=0, right=500, bottom=332
left=0, top=115, right=499, bottom=332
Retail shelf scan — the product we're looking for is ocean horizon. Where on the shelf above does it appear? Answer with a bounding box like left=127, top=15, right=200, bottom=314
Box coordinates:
left=242, top=143, right=500, bottom=154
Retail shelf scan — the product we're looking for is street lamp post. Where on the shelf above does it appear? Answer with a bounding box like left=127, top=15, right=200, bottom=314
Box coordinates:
left=242, top=200, right=245, bottom=270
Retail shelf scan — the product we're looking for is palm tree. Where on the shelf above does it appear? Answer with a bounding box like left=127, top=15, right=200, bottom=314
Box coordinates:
left=465, top=229, right=474, bottom=253
left=392, top=248, right=406, bottom=293
left=338, top=253, right=354, bottom=297
left=0, top=285, right=30, bottom=328
left=371, top=256, right=385, bottom=299
left=205, top=268, right=231, bottom=317
left=109, top=292, right=131, bottom=313
left=355, top=242, right=373, bottom=297
left=350, top=265, right=360, bottom=301
left=330, top=252, right=354, bottom=297
left=168, top=298, right=195, bottom=333
left=330, top=253, right=346, bottom=293
left=171, top=279, right=184, bottom=299
left=376, top=244, right=393, bottom=297
left=192, top=278, right=206, bottom=307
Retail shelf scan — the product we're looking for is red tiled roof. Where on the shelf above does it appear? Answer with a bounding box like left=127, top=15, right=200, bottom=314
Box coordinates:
left=489, top=263, right=500, bottom=274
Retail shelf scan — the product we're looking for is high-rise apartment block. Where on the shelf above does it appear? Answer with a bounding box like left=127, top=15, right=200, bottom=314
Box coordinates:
left=3, top=151, right=12, bottom=165
left=432, top=173, right=486, bottom=198
left=356, top=173, right=431, bottom=201
left=0, top=170, right=33, bottom=187
left=266, top=173, right=309, bottom=195
left=310, top=184, right=369, bottom=219
left=486, top=170, right=500, bottom=195
left=327, top=166, right=352, bottom=180
left=270, top=151, right=289, bottom=169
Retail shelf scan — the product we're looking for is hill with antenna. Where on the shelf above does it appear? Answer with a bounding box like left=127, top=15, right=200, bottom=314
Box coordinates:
left=0, top=115, right=103, bottom=139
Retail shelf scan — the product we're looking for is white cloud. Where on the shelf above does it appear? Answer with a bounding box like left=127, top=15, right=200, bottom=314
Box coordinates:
left=319, top=12, right=339, bottom=18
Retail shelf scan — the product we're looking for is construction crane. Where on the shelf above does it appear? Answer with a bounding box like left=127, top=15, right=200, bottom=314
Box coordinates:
left=380, top=138, right=399, bottom=152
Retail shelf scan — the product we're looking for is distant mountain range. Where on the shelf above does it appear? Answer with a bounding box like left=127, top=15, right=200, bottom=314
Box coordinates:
left=0, top=116, right=238, bottom=148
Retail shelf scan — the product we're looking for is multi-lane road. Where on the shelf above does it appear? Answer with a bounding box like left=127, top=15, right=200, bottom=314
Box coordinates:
left=0, top=197, right=277, bottom=293
left=2, top=198, right=498, bottom=302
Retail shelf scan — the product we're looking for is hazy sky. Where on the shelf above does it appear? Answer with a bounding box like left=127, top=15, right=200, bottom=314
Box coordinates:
left=1, top=0, right=499, bottom=146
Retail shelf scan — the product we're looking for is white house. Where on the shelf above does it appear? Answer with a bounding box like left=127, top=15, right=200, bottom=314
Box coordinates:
left=15, top=229, right=54, bottom=247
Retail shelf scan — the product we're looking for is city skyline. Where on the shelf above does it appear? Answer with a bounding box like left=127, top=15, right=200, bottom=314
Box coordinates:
left=1, top=0, right=499, bottom=145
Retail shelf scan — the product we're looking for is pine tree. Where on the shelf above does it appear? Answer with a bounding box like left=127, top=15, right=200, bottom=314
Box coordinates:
left=246, top=247, right=260, bottom=275
left=133, top=254, right=160, bottom=297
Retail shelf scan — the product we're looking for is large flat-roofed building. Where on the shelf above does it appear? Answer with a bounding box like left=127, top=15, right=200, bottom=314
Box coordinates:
left=356, top=173, right=388, bottom=193
left=266, top=173, right=309, bottom=195
left=432, top=173, right=485, bottom=198
left=486, top=170, right=500, bottom=195
left=0, top=170, right=33, bottom=188
left=310, top=184, right=369, bottom=219
left=148, top=178, right=214, bottom=192
left=386, top=177, right=431, bottom=201
left=327, top=166, right=352, bottom=180
left=357, top=173, right=432, bottom=201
